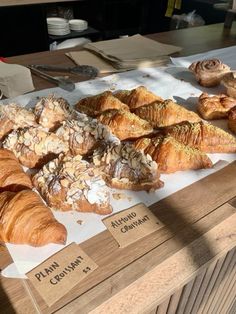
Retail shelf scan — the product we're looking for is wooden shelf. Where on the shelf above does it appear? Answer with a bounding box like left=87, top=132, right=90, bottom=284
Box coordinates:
left=0, top=0, right=79, bottom=7
left=48, top=26, right=100, bottom=43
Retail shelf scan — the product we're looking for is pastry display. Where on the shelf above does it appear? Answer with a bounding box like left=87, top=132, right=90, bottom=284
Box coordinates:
left=97, top=109, right=153, bottom=140
left=0, top=103, right=38, bottom=140
left=93, top=142, right=164, bottom=191
left=221, top=71, right=236, bottom=98
left=163, top=121, right=236, bottom=153
left=56, top=115, right=118, bottom=156
left=189, top=58, right=230, bottom=87
left=134, top=135, right=213, bottom=173
left=34, top=95, right=74, bottom=131
left=114, top=86, right=163, bottom=110
left=75, top=91, right=130, bottom=117
left=197, top=93, right=236, bottom=120
left=33, top=154, right=112, bottom=215
left=3, top=127, right=69, bottom=168
left=0, top=149, right=32, bottom=192
left=134, top=99, right=201, bottom=128
left=228, top=106, right=236, bottom=134
left=0, top=190, right=67, bottom=246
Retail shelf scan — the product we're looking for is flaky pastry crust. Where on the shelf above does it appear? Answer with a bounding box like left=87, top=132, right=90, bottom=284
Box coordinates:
left=228, top=106, right=236, bottom=134
left=221, top=71, right=236, bottom=98
left=197, top=93, right=236, bottom=120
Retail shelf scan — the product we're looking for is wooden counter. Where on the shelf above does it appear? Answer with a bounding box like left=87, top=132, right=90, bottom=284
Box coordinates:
left=1, top=23, right=236, bottom=313
left=0, top=0, right=78, bottom=7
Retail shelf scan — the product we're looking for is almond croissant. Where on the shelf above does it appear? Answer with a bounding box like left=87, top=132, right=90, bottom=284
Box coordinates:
left=97, top=109, right=153, bottom=140
left=93, top=143, right=164, bottom=191
left=163, top=121, right=236, bottom=153
left=0, top=190, right=67, bottom=246
left=0, top=103, right=38, bottom=140
left=134, top=135, right=212, bottom=173
left=75, top=91, right=129, bottom=117
left=114, top=86, right=163, bottom=110
left=34, top=95, right=74, bottom=131
left=3, top=127, right=69, bottom=168
left=0, top=149, right=32, bottom=192
left=134, top=99, right=201, bottom=128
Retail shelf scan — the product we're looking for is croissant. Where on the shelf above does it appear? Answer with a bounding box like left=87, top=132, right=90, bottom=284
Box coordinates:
left=134, top=99, right=201, bottom=128
left=189, top=59, right=230, bottom=87
left=114, top=86, right=163, bottom=110
left=221, top=71, right=236, bottom=98
left=228, top=107, right=236, bottom=134
left=33, top=155, right=112, bottom=215
left=3, top=127, right=69, bottom=168
left=0, top=103, right=38, bottom=140
left=93, top=143, right=164, bottom=191
left=74, top=91, right=130, bottom=117
left=0, top=190, right=67, bottom=246
left=163, top=121, right=236, bottom=153
left=0, top=149, right=32, bottom=192
left=34, top=95, right=74, bottom=131
left=134, top=135, right=212, bottom=173
left=197, top=93, right=236, bottom=120
left=56, top=115, right=117, bottom=156
left=97, top=109, right=153, bottom=140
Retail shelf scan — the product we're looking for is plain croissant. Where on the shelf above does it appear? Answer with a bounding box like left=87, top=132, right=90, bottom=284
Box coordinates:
left=0, top=190, right=67, bottom=246
left=0, top=149, right=32, bottom=192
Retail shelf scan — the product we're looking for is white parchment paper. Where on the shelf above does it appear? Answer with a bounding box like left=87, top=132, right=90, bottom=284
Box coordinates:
left=2, top=46, right=236, bottom=278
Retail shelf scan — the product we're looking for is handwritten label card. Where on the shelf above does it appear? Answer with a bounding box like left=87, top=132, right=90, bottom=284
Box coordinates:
left=27, top=242, right=97, bottom=306
left=103, top=203, right=164, bottom=248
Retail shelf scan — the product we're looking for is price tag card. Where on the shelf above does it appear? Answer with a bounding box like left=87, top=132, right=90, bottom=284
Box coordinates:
left=27, top=242, right=98, bottom=306
left=103, top=203, right=164, bottom=248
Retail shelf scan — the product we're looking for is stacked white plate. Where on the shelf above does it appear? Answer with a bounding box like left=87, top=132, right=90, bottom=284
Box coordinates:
left=69, top=19, right=88, bottom=32
left=47, top=17, right=70, bottom=36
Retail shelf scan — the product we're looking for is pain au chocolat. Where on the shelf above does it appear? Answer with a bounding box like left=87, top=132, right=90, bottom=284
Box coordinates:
left=114, top=86, right=163, bottom=110
left=134, top=135, right=212, bottom=173
left=134, top=99, right=201, bottom=128
left=197, top=93, right=236, bottom=120
left=93, top=142, right=164, bottom=191
left=163, top=121, right=236, bottom=153
left=75, top=91, right=129, bottom=117
left=97, top=109, right=153, bottom=140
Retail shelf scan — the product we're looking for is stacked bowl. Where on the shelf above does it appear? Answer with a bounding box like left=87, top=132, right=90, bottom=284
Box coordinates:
left=69, top=19, right=88, bottom=32
left=47, top=17, right=70, bottom=36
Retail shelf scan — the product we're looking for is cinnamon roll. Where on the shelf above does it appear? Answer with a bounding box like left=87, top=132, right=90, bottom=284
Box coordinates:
left=189, top=59, right=230, bottom=87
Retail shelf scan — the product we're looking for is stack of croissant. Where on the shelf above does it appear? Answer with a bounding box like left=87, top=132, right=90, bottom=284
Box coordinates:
left=0, top=82, right=236, bottom=247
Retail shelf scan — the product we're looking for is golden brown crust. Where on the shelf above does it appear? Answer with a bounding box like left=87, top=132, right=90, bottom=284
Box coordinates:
left=114, top=86, right=163, bottom=110
left=189, top=58, right=230, bottom=87
left=134, top=99, right=201, bottom=128
left=134, top=135, right=212, bottom=173
left=221, top=71, right=236, bottom=98
left=163, top=121, right=236, bottom=153
left=74, top=91, right=130, bottom=117
left=228, top=106, right=236, bottom=134
left=93, top=143, right=164, bottom=191
left=97, top=109, right=153, bottom=140
left=0, top=190, right=67, bottom=246
left=3, top=127, right=69, bottom=168
left=197, top=93, right=236, bottom=120
left=0, top=103, right=38, bottom=140
left=34, top=95, right=73, bottom=131
left=33, top=155, right=112, bottom=215
left=0, top=149, right=32, bottom=192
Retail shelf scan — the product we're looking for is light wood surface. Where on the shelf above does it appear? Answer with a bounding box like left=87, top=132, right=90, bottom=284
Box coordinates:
left=1, top=23, right=236, bottom=313
left=0, top=0, right=78, bottom=7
